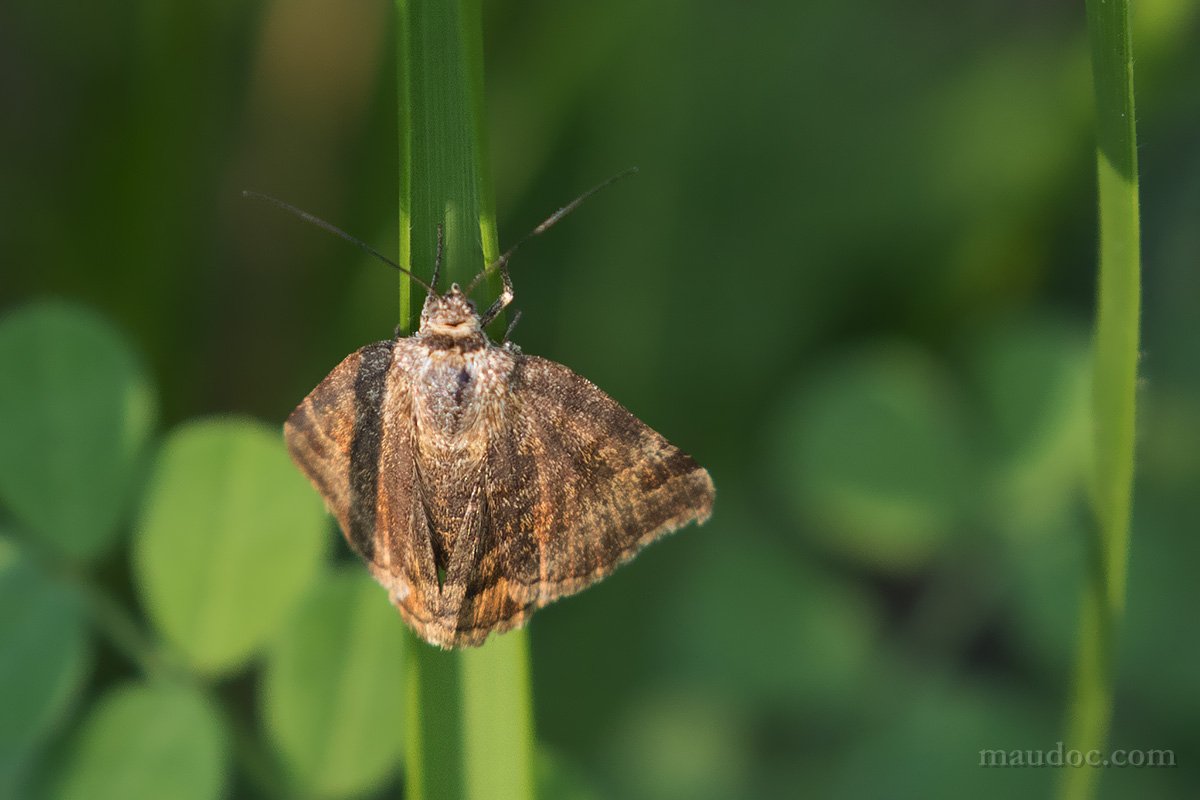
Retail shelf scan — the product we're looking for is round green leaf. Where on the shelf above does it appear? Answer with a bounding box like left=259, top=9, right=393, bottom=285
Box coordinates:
left=538, top=749, right=602, bottom=800
left=605, top=689, right=748, bottom=800
left=0, top=535, right=90, bottom=767
left=260, top=568, right=405, bottom=800
left=772, top=343, right=974, bottom=571
left=134, top=417, right=327, bottom=675
left=53, top=681, right=226, bottom=800
left=262, top=569, right=407, bottom=798
left=826, top=680, right=1053, bottom=800
left=1003, top=514, right=1084, bottom=676
left=662, top=501, right=877, bottom=709
left=969, top=315, right=1091, bottom=536
left=0, top=302, right=156, bottom=560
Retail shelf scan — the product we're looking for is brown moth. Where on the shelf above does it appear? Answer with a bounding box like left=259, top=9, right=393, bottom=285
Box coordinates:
left=281, top=190, right=714, bottom=648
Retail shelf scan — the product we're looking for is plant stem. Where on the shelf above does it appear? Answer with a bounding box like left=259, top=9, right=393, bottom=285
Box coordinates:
left=1060, top=2, right=1140, bottom=799
left=396, top=2, right=536, bottom=799
left=73, top=572, right=180, bottom=681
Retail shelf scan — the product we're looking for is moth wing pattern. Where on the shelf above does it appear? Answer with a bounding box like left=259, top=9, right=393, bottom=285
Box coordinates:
left=285, top=342, right=441, bottom=639
left=283, top=346, right=362, bottom=538
left=419, top=474, right=540, bottom=647
left=482, top=354, right=714, bottom=608
left=371, top=347, right=444, bottom=634
left=286, top=341, right=715, bottom=649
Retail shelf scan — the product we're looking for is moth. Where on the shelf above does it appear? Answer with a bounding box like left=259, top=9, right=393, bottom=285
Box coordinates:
left=277, top=180, right=714, bottom=648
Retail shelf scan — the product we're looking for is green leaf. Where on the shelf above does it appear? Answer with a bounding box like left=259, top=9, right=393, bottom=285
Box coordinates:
left=0, top=302, right=156, bottom=561
left=53, top=681, right=227, bottom=800
left=1004, top=514, right=1084, bottom=676
left=133, top=417, right=327, bottom=675
left=0, top=535, right=90, bottom=774
left=662, top=504, right=877, bottom=708
left=773, top=342, right=974, bottom=571
left=261, top=568, right=407, bottom=798
left=827, top=679, right=1054, bottom=800
left=537, top=749, right=602, bottom=800
left=604, top=689, right=749, bottom=800
left=970, top=315, right=1091, bottom=536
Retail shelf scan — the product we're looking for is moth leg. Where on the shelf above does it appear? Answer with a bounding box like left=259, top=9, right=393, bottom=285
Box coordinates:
left=501, top=309, right=523, bottom=344
left=479, top=257, right=515, bottom=328
left=393, top=307, right=419, bottom=339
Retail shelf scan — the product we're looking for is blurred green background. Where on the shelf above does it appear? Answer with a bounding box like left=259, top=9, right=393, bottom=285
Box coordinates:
left=2, top=0, right=1198, bottom=798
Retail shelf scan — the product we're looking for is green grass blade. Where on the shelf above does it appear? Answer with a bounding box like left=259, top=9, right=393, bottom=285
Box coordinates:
left=396, top=0, right=501, bottom=318
left=1060, top=2, right=1140, bottom=799
left=459, top=629, right=535, bottom=800
left=396, top=2, right=536, bottom=799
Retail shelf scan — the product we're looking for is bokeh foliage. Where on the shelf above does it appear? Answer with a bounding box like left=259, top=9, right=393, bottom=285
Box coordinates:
left=0, top=304, right=410, bottom=798
left=2, top=0, right=1198, bottom=798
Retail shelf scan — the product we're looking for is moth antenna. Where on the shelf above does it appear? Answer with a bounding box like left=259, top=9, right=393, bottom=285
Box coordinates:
left=242, top=190, right=438, bottom=296
left=431, top=224, right=445, bottom=292
left=463, top=166, right=639, bottom=296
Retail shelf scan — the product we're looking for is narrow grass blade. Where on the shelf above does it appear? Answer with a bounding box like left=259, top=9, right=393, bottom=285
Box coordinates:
left=1059, top=2, right=1140, bottom=799
left=396, top=2, right=536, bottom=799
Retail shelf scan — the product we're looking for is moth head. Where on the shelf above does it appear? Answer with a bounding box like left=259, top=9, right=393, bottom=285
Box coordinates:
left=420, top=284, right=481, bottom=338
